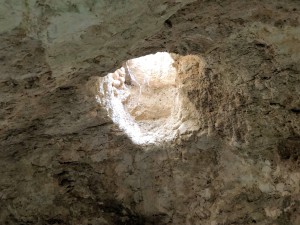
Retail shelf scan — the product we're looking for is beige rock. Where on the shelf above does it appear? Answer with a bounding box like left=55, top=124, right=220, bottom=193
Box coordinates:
left=0, top=0, right=299, bottom=224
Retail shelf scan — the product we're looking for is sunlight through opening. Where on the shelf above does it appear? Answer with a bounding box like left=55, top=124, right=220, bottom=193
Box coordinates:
left=96, top=52, right=204, bottom=145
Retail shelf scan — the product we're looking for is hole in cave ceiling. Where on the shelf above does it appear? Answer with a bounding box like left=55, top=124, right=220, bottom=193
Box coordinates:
left=96, top=52, right=204, bottom=145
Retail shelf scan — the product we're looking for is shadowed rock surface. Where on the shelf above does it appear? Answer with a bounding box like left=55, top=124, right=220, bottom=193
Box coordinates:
left=0, top=0, right=299, bottom=224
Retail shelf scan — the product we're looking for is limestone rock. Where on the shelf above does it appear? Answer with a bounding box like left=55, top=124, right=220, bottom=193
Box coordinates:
left=0, top=0, right=299, bottom=224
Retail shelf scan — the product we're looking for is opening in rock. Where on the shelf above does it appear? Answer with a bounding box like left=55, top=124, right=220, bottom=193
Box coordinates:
left=96, top=52, right=204, bottom=145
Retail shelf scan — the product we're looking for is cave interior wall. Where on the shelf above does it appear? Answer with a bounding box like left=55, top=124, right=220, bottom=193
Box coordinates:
left=0, top=0, right=299, bottom=224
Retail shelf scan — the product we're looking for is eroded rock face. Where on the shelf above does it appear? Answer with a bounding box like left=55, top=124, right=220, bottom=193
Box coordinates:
left=0, top=0, right=299, bottom=224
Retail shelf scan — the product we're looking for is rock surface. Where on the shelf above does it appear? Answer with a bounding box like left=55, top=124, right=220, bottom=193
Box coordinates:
left=0, top=0, right=299, bottom=224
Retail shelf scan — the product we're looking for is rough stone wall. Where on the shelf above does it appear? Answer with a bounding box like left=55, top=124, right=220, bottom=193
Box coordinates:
left=0, top=0, right=299, bottom=225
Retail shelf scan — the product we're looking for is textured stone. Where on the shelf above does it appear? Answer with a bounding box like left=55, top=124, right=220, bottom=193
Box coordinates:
left=0, top=0, right=300, bottom=225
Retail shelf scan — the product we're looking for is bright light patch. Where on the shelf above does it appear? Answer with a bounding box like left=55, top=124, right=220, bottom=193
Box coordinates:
left=96, top=52, right=180, bottom=145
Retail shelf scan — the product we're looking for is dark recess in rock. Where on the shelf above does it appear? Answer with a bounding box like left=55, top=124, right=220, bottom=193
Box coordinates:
left=278, top=137, right=300, bottom=161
